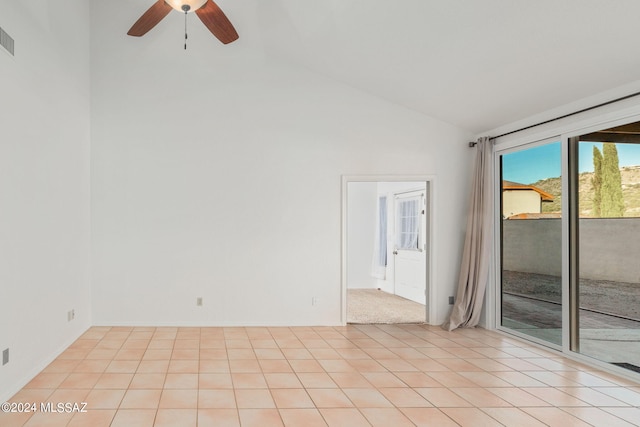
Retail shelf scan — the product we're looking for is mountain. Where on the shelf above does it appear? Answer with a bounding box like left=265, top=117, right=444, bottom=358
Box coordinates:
left=532, top=165, right=640, bottom=217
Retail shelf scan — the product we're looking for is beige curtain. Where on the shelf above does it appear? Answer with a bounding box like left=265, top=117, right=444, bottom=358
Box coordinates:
left=442, top=136, right=493, bottom=331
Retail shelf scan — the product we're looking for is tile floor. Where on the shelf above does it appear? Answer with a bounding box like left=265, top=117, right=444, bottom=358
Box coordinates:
left=2, top=324, right=640, bottom=426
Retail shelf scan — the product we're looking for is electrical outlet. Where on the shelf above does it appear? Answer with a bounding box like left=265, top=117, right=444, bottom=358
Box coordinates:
left=449, top=296, right=455, bottom=305
left=2, top=348, right=8, bottom=365
left=311, top=297, right=317, bottom=306
left=67, top=309, right=75, bottom=322
left=197, top=297, right=203, bottom=306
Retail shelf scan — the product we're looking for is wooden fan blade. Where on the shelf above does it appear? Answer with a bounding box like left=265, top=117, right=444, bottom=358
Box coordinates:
left=127, top=0, right=173, bottom=37
left=195, top=0, right=239, bottom=44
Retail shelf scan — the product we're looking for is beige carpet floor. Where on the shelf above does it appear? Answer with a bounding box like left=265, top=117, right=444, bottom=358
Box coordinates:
left=347, top=289, right=426, bottom=324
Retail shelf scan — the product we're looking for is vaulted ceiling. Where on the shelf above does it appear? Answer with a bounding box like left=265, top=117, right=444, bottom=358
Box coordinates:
left=118, top=0, right=640, bottom=133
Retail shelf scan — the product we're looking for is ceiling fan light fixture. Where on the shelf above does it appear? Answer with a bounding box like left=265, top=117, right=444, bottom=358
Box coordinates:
left=165, top=0, right=208, bottom=13
left=128, top=0, right=238, bottom=44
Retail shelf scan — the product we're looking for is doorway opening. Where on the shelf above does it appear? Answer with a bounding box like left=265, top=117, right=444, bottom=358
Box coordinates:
left=343, top=178, right=431, bottom=324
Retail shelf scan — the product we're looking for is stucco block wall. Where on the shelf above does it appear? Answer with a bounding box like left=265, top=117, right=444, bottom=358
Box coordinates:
left=502, top=218, right=640, bottom=283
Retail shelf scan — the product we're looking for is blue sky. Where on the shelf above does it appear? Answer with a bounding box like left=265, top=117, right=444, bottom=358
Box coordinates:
left=502, top=141, right=640, bottom=184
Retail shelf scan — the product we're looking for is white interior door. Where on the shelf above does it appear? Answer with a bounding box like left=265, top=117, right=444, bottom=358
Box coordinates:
left=393, top=191, right=427, bottom=305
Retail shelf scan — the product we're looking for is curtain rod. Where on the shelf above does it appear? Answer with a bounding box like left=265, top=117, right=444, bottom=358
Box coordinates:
left=468, top=90, right=640, bottom=147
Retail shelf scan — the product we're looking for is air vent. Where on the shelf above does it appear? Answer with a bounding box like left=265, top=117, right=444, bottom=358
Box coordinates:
left=0, top=26, right=15, bottom=56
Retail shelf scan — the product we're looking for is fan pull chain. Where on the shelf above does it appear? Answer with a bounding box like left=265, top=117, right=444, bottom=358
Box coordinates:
left=182, top=5, right=191, bottom=50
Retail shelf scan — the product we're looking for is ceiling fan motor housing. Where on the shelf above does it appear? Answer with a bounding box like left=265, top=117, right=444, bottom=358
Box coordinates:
left=165, top=0, right=208, bottom=13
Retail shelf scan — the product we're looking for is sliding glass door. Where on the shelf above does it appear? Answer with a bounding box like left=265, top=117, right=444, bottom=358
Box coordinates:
left=574, top=128, right=640, bottom=371
left=498, top=121, right=640, bottom=374
left=500, top=139, right=563, bottom=347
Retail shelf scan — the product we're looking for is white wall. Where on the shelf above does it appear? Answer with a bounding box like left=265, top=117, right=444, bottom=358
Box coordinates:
left=0, top=2, right=92, bottom=402
left=89, top=2, right=474, bottom=327
left=346, top=183, right=377, bottom=289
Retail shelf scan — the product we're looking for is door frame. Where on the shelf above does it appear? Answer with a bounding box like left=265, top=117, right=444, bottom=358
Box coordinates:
left=341, top=175, right=435, bottom=325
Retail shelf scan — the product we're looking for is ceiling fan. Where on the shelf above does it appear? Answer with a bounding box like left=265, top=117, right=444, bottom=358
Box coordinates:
left=127, top=0, right=238, bottom=45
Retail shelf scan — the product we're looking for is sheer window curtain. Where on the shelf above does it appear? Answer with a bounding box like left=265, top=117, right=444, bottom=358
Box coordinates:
left=371, top=196, right=388, bottom=279
left=397, top=198, right=420, bottom=250
left=443, top=136, right=494, bottom=331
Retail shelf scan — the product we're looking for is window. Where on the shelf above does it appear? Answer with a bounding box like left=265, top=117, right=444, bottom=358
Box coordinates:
left=396, top=196, right=422, bottom=250
left=499, top=140, right=562, bottom=347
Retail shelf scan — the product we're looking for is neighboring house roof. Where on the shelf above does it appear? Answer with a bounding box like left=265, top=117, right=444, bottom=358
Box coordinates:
left=507, top=212, right=562, bottom=220
left=502, top=181, right=554, bottom=202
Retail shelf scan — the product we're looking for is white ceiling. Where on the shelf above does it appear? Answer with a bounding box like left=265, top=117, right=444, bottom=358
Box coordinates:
left=121, top=0, right=640, bottom=133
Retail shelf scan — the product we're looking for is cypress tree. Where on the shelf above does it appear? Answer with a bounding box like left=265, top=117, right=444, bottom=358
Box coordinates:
left=592, top=146, right=603, bottom=217
left=601, top=143, right=625, bottom=217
